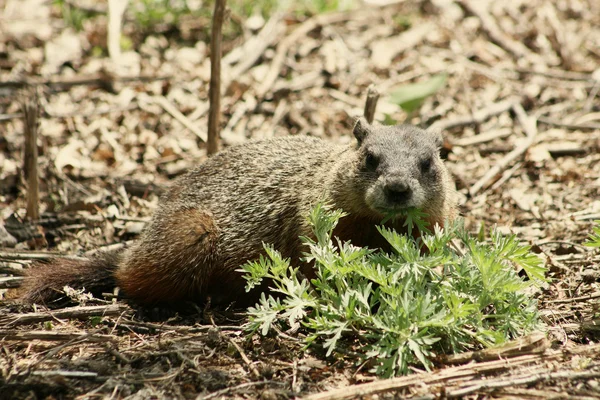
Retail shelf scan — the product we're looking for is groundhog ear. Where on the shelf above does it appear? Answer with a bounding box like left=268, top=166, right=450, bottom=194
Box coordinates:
left=353, top=117, right=371, bottom=144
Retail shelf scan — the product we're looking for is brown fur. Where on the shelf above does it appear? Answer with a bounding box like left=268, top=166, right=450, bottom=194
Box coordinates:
left=114, top=208, right=220, bottom=304
left=20, top=119, right=456, bottom=308
left=20, top=252, right=120, bottom=306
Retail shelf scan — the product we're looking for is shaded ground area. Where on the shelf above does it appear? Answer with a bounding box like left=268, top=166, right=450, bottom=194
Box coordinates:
left=1, top=0, right=600, bottom=398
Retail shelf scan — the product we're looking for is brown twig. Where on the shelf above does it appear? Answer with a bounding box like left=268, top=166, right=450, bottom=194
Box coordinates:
left=546, top=292, right=600, bottom=304
left=153, top=96, right=207, bottom=142
left=21, top=89, right=40, bottom=221
left=429, top=97, right=520, bottom=132
left=513, top=67, right=593, bottom=82
left=301, top=345, right=600, bottom=400
left=207, top=0, right=227, bottom=155
left=0, top=250, right=85, bottom=261
left=0, top=330, right=113, bottom=342
left=439, top=332, right=549, bottom=365
left=452, top=128, right=512, bottom=146
left=300, top=353, right=538, bottom=400
left=0, top=74, right=171, bottom=90
left=42, top=102, right=139, bottom=119
left=457, top=0, right=530, bottom=60
left=542, top=3, right=573, bottom=70
left=115, top=319, right=242, bottom=334
left=226, top=12, right=283, bottom=83
left=538, top=116, right=600, bottom=131
left=0, top=113, right=22, bottom=121
left=363, top=85, right=380, bottom=124
left=559, top=321, right=600, bottom=335
left=470, top=103, right=538, bottom=195
left=489, top=162, right=522, bottom=191
left=0, top=276, right=24, bottom=289
left=435, top=370, right=600, bottom=399
left=225, top=335, right=261, bottom=378
left=257, top=12, right=355, bottom=99
left=18, top=334, right=105, bottom=378
left=0, top=265, right=26, bottom=275
left=197, top=381, right=281, bottom=400
left=1, top=304, right=131, bottom=328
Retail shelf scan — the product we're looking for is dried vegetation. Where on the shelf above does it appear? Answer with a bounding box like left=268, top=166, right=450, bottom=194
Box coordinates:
left=1, top=0, right=600, bottom=398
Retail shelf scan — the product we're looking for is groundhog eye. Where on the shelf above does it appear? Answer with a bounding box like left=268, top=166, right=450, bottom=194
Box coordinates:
left=420, top=157, right=432, bottom=173
left=365, top=152, right=379, bottom=169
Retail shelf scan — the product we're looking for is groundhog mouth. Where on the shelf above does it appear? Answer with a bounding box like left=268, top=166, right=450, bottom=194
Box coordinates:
left=365, top=184, right=428, bottom=217
left=371, top=203, right=422, bottom=217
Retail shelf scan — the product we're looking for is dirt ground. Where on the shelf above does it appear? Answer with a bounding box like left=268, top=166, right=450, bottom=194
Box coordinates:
left=1, top=0, right=600, bottom=398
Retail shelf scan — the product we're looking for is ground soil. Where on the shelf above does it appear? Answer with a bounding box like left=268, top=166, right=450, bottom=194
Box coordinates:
left=1, top=0, right=600, bottom=398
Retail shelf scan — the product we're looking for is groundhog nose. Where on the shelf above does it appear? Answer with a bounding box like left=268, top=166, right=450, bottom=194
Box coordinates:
left=384, top=180, right=412, bottom=204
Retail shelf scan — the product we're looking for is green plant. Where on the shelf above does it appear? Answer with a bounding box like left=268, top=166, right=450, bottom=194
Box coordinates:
left=241, top=203, right=546, bottom=377
left=585, top=221, right=600, bottom=248
left=131, top=0, right=193, bottom=30
left=389, top=73, right=448, bottom=114
left=53, top=0, right=99, bottom=31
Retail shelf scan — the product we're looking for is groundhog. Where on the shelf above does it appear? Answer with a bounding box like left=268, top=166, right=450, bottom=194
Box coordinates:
left=21, top=118, right=456, bottom=307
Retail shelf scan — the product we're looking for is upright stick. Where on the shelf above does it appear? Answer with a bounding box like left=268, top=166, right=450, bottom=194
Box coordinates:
left=363, top=84, right=380, bottom=124
left=22, top=89, right=40, bottom=221
left=207, top=0, right=227, bottom=155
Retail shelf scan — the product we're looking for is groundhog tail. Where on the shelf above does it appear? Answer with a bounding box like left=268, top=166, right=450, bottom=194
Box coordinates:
left=19, top=251, right=121, bottom=307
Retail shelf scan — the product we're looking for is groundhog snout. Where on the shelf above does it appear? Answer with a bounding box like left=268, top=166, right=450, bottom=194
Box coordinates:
left=383, top=178, right=413, bottom=205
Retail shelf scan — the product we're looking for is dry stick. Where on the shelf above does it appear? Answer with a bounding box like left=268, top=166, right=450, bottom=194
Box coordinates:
left=546, top=292, right=600, bottom=304
left=513, top=67, right=593, bottom=81
left=197, top=381, right=279, bottom=400
left=225, top=335, right=261, bottom=378
left=208, top=312, right=259, bottom=378
left=0, top=265, right=25, bottom=275
left=21, top=334, right=102, bottom=378
left=429, top=97, right=520, bottom=132
left=0, top=112, right=22, bottom=121
left=469, top=103, right=538, bottom=196
left=301, top=353, right=546, bottom=400
left=29, top=370, right=99, bottom=378
left=538, top=116, right=600, bottom=131
left=302, top=345, right=600, bottom=400
left=560, top=321, right=600, bottom=334
left=257, top=11, right=355, bottom=99
left=427, top=370, right=600, bottom=400
left=21, top=90, right=40, bottom=221
left=452, top=128, right=512, bottom=147
left=226, top=12, right=283, bottom=82
left=0, top=74, right=171, bottom=90
left=440, top=332, right=548, bottom=365
left=0, top=250, right=85, bottom=261
left=543, top=2, right=572, bottom=70
left=0, top=330, right=113, bottom=342
left=0, top=276, right=24, bottom=289
left=154, top=96, right=207, bottom=142
left=207, top=0, right=226, bottom=155
left=500, top=388, right=584, bottom=399
left=1, top=304, right=130, bottom=328
left=489, top=162, right=522, bottom=191
left=457, top=0, right=529, bottom=59
left=363, top=85, right=380, bottom=124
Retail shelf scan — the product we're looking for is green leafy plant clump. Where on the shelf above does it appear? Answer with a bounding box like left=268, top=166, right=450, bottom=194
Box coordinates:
left=241, top=203, right=547, bottom=377
left=585, top=221, right=600, bottom=248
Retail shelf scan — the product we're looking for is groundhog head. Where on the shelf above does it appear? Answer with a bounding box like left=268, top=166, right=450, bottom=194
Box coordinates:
left=352, top=117, right=447, bottom=217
